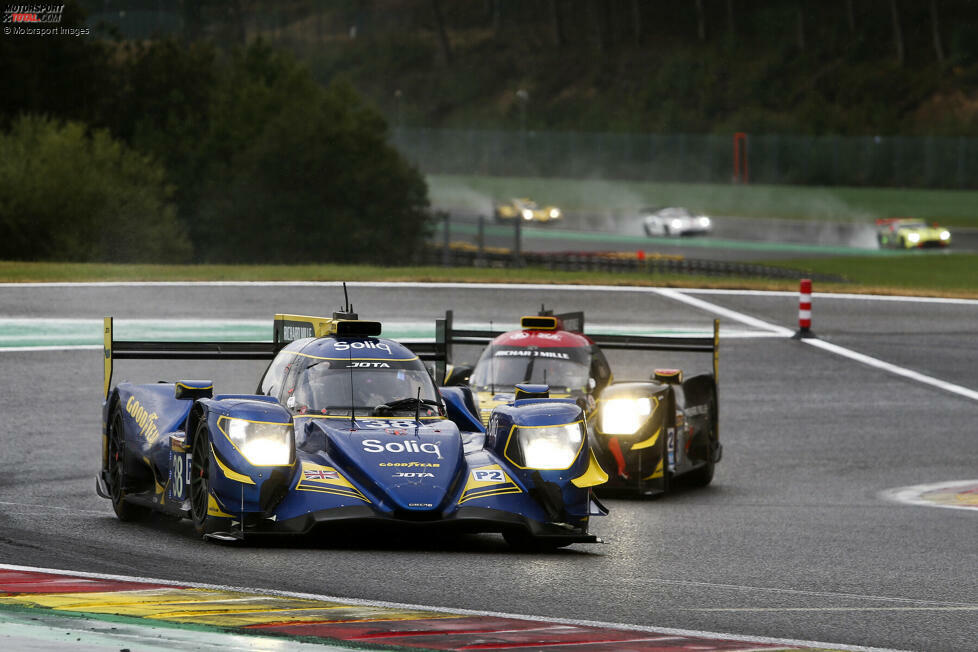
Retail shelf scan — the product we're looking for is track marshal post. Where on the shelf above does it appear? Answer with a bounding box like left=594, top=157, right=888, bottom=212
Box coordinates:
left=792, top=278, right=816, bottom=339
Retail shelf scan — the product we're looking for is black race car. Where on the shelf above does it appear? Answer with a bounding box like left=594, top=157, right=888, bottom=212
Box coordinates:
left=415, top=310, right=721, bottom=497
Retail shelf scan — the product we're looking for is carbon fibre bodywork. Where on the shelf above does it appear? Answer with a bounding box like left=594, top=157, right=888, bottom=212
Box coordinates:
left=417, top=310, right=721, bottom=497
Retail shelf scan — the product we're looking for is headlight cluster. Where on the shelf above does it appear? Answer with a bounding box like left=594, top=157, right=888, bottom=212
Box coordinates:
left=522, top=209, right=534, bottom=220
left=600, top=397, right=653, bottom=435
left=940, top=230, right=950, bottom=240
left=907, top=232, right=921, bottom=243
left=221, top=417, right=294, bottom=466
left=549, top=208, right=561, bottom=218
left=513, top=422, right=584, bottom=469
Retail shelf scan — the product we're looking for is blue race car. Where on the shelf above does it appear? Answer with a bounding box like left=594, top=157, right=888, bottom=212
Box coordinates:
left=97, top=308, right=608, bottom=549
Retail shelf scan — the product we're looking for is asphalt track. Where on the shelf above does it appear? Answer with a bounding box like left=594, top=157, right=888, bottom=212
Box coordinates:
left=0, top=282, right=976, bottom=651
left=441, top=212, right=978, bottom=260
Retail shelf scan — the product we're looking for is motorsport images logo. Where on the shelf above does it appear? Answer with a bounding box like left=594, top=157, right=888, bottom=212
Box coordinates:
left=3, top=4, right=90, bottom=36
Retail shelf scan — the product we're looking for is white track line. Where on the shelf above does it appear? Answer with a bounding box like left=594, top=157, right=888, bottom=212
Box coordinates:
left=0, top=345, right=101, bottom=353
left=880, top=480, right=978, bottom=513
left=653, top=288, right=978, bottom=402
left=804, top=338, right=978, bottom=401
left=0, top=563, right=909, bottom=652
left=3, top=282, right=975, bottom=399
left=1, top=280, right=976, bottom=306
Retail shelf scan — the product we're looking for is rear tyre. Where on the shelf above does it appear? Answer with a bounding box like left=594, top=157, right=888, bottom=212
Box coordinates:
left=106, top=406, right=150, bottom=521
left=190, top=419, right=222, bottom=537
left=685, top=457, right=715, bottom=487
left=686, top=388, right=718, bottom=488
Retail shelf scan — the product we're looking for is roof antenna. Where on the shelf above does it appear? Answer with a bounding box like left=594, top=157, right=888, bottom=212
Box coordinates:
left=348, top=342, right=356, bottom=431
left=489, top=320, right=495, bottom=396
left=414, top=385, right=422, bottom=430
left=334, top=282, right=358, bottom=320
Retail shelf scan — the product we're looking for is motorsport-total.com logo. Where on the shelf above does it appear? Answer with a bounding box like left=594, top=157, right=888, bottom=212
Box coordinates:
left=3, top=4, right=90, bottom=36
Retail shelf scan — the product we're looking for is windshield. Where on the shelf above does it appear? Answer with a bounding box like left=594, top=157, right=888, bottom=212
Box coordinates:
left=289, top=354, right=439, bottom=416
left=470, top=345, right=590, bottom=393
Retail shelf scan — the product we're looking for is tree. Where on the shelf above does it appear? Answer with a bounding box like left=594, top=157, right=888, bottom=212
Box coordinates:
left=0, top=116, right=189, bottom=262
left=195, top=45, right=431, bottom=264
left=431, top=0, right=452, bottom=65
left=796, top=2, right=805, bottom=52
left=695, top=0, right=706, bottom=41
left=550, top=0, right=566, bottom=48
left=930, top=0, right=945, bottom=64
left=890, top=0, right=904, bottom=66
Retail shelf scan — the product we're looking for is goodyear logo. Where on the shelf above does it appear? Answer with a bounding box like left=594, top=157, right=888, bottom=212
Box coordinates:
left=126, top=396, right=161, bottom=444
left=379, top=461, right=441, bottom=468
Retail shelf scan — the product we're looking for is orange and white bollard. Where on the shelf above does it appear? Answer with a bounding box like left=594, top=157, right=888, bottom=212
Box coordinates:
left=793, top=278, right=816, bottom=339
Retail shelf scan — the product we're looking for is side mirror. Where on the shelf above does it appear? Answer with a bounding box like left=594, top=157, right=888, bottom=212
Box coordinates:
left=443, top=364, right=474, bottom=386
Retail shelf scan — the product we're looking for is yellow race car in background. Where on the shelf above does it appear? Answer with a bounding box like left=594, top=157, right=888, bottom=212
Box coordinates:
left=876, top=218, right=951, bottom=249
left=494, top=197, right=562, bottom=223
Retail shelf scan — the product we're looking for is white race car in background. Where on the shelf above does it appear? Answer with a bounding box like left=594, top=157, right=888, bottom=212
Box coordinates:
left=641, top=207, right=713, bottom=237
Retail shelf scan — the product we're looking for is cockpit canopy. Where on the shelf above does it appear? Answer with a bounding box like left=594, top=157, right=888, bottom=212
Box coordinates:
left=260, top=337, right=440, bottom=416
left=470, top=344, right=591, bottom=394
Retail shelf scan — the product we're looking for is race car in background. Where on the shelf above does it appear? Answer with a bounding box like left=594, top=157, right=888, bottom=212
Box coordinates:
left=97, top=304, right=607, bottom=549
left=876, top=217, right=951, bottom=249
left=640, top=206, right=713, bottom=237
left=420, top=310, right=721, bottom=496
left=494, top=198, right=563, bottom=223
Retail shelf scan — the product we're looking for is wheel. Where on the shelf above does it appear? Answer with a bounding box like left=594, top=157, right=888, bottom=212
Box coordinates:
left=685, top=457, right=715, bottom=487
left=106, top=406, right=150, bottom=521
left=190, top=419, right=222, bottom=536
left=685, top=390, right=718, bottom=488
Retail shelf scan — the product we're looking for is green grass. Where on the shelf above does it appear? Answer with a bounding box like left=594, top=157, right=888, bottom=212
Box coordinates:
left=2, top=258, right=976, bottom=299
left=758, top=253, right=978, bottom=296
left=429, top=174, right=978, bottom=227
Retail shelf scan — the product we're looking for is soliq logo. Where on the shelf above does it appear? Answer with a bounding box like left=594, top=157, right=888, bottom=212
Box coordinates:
left=3, top=4, right=64, bottom=23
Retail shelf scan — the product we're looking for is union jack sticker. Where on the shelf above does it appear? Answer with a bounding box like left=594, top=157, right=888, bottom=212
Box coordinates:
left=303, top=469, right=338, bottom=481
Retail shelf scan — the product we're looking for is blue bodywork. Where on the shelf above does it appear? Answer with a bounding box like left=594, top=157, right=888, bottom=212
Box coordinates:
left=99, top=331, right=606, bottom=545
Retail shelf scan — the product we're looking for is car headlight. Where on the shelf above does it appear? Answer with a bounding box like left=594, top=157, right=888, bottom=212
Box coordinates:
left=698, top=216, right=711, bottom=227
left=671, top=219, right=683, bottom=230
left=600, top=397, right=652, bottom=435
left=908, top=232, right=920, bottom=243
left=549, top=208, right=561, bottom=218
left=522, top=209, right=534, bottom=220
left=221, top=417, right=294, bottom=466
left=940, top=230, right=950, bottom=240
left=514, top=422, right=584, bottom=469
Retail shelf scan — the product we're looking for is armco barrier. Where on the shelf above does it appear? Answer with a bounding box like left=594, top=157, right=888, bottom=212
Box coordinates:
left=415, top=245, right=846, bottom=283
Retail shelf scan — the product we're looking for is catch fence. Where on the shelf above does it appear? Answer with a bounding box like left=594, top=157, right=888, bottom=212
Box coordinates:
left=393, top=128, right=978, bottom=189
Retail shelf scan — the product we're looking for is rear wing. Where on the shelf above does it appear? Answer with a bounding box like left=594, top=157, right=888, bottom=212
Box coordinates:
left=408, top=310, right=720, bottom=384
left=102, top=313, right=379, bottom=399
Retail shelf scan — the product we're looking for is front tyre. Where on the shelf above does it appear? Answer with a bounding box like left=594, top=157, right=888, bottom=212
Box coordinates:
left=107, top=406, right=150, bottom=521
left=190, top=419, right=222, bottom=537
